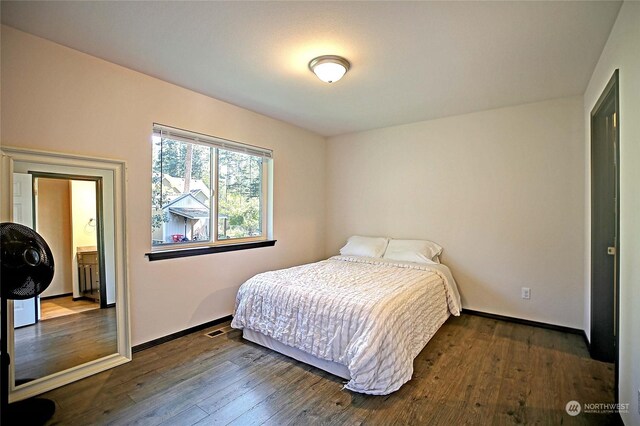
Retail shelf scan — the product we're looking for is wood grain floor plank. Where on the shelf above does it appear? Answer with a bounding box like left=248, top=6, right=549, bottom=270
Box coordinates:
left=278, top=385, right=353, bottom=426
left=125, top=342, right=256, bottom=404
left=110, top=341, right=296, bottom=424
left=39, top=314, right=619, bottom=426
left=194, top=358, right=311, bottom=424
left=260, top=369, right=344, bottom=425
left=157, top=405, right=209, bottom=426
left=101, top=360, right=243, bottom=425
left=195, top=352, right=293, bottom=416
left=226, top=364, right=328, bottom=426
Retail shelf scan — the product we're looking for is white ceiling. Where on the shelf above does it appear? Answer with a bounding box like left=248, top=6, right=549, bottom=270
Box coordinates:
left=1, top=1, right=621, bottom=137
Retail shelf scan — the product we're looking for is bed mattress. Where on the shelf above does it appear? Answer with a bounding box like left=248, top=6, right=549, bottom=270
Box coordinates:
left=232, top=255, right=461, bottom=395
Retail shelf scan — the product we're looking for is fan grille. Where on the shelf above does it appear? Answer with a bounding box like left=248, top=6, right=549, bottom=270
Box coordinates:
left=1, top=222, right=55, bottom=300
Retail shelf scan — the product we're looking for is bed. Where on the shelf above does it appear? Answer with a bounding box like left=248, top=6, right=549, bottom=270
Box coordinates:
left=231, top=254, right=461, bottom=395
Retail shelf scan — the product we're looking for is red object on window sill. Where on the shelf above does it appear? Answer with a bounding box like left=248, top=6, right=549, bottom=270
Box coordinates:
left=171, top=234, right=184, bottom=242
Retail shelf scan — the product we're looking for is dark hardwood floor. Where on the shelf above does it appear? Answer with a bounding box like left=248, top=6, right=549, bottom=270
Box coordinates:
left=36, top=314, right=618, bottom=425
left=14, top=307, right=117, bottom=383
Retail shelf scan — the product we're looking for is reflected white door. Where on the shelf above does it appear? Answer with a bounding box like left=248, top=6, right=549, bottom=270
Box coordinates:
left=13, top=172, right=37, bottom=328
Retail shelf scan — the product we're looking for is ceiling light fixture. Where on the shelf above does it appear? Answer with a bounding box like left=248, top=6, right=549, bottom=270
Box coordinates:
left=308, top=55, right=350, bottom=83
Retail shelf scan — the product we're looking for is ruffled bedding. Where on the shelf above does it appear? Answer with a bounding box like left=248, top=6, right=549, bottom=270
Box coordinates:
left=232, top=255, right=461, bottom=395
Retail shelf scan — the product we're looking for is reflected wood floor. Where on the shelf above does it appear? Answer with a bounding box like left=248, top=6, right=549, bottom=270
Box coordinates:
left=40, top=314, right=619, bottom=425
left=15, top=307, right=117, bottom=383
left=41, top=296, right=100, bottom=320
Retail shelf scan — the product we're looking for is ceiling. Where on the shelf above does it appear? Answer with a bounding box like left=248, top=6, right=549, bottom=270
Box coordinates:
left=1, top=1, right=621, bottom=137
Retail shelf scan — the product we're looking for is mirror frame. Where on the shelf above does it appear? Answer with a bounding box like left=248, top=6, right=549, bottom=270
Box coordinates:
left=0, top=146, right=131, bottom=402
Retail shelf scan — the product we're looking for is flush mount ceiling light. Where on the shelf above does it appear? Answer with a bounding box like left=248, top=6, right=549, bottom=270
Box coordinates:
left=308, top=55, right=351, bottom=83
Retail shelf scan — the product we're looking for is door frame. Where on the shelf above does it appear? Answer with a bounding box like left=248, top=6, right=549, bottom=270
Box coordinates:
left=0, top=146, right=131, bottom=403
left=589, top=69, right=620, bottom=400
left=30, top=172, right=108, bottom=309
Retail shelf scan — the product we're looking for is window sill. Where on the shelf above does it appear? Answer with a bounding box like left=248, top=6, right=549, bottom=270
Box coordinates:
left=145, top=239, right=277, bottom=261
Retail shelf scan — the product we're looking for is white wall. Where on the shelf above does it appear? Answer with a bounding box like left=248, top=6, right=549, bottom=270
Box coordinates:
left=583, top=2, right=640, bottom=424
left=327, top=97, right=585, bottom=329
left=37, top=178, right=73, bottom=298
left=0, top=26, right=327, bottom=345
left=70, top=180, right=98, bottom=300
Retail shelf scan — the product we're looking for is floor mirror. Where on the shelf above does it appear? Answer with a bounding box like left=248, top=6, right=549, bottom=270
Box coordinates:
left=0, top=147, right=131, bottom=402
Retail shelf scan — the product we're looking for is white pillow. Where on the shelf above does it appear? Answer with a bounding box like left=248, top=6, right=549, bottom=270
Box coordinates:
left=383, top=239, right=443, bottom=264
left=339, top=236, right=389, bottom=258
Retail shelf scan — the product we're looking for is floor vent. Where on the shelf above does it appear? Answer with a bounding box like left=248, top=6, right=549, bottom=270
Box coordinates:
left=204, top=325, right=232, bottom=338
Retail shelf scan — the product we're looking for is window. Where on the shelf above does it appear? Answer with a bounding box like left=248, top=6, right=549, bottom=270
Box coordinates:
left=151, top=124, right=272, bottom=252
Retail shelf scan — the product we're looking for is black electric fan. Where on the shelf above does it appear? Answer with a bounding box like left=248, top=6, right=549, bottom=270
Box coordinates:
left=1, top=222, right=56, bottom=425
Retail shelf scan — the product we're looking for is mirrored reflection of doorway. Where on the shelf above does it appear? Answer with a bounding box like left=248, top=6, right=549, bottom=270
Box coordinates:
left=2, top=147, right=131, bottom=402
left=11, top=172, right=117, bottom=385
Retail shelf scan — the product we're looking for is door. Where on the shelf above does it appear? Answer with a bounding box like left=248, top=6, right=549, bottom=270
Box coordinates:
left=590, top=70, right=619, bottom=364
left=12, top=173, right=38, bottom=328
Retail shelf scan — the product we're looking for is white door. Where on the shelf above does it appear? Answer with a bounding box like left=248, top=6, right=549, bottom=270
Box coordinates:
left=12, top=172, right=38, bottom=328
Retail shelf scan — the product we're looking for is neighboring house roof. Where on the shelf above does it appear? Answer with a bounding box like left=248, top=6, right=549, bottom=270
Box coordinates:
left=168, top=207, right=209, bottom=220
left=190, top=189, right=209, bottom=204
left=162, top=175, right=210, bottom=198
left=162, top=192, right=229, bottom=220
left=162, top=192, right=228, bottom=220
left=162, top=192, right=209, bottom=210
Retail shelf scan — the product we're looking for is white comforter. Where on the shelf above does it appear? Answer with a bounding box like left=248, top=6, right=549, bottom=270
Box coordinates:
left=231, top=256, right=462, bottom=395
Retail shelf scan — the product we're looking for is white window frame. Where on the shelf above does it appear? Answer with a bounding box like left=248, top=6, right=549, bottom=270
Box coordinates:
left=151, top=124, right=273, bottom=253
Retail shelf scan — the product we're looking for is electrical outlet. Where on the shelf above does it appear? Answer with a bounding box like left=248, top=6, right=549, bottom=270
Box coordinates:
left=521, top=287, right=531, bottom=300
